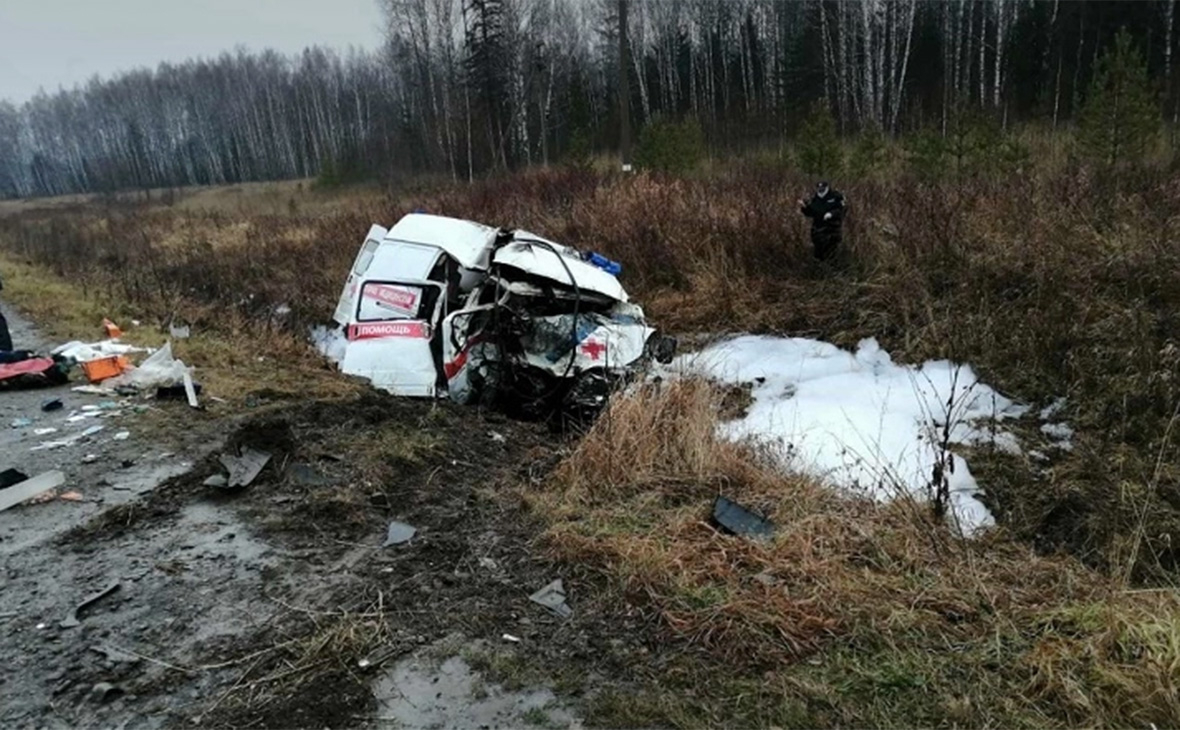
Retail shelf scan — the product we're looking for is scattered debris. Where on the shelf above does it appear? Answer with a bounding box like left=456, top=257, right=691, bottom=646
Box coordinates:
left=61, top=581, right=121, bottom=628
left=383, top=521, right=417, bottom=547
left=202, top=474, right=228, bottom=488
left=59, top=491, right=84, bottom=502
left=81, top=405, right=101, bottom=412
left=30, top=425, right=105, bottom=452
left=106, top=341, right=192, bottom=390
left=157, top=381, right=202, bottom=400
left=217, top=448, right=272, bottom=489
left=88, top=681, right=124, bottom=704
left=52, top=340, right=148, bottom=363
left=82, top=454, right=99, bottom=464
left=33, top=427, right=58, bottom=436
left=0, top=468, right=29, bottom=490
left=73, top=385, right=115, bottom=395
left=711, top=496, right=775, bottom=541
left=113, top=431, right=130, bottom=441
left=357, top=645, right=402, bottom=670
left=91, top=645, right=141, bottom=665
left=502, top=633, right=522, bottom=643
left=183, top=372, right=200, bottom=408
left=489, top=431, right=506, bottom=443
left=0, top=470, right=66, bottom=512
left=41, top=397, right=63, bottom=412
left=102, top=318, right=123, bottom=339
left=169, top=321, right=191, bottom=339
left=10, top=417, right=31, bottom=428
left=288, top=462, right=331, bottom=486
left=81, top=355, right=129, bottom=384
left=529, top=579, right=572, bottom=619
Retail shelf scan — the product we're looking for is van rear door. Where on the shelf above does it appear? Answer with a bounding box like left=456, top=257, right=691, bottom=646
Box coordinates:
left=340, top=278, right=444, bottom=396
left=333, top=225, right=389, bottom=325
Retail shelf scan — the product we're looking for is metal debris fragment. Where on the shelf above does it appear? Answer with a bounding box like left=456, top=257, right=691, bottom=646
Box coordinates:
left=0, top=471, right=66, bottom=512
left=711, top=496, right=775, bottom=541
left=217, top=448, right=272, bottom=489
left=529, top=579, right=572, bottom=619
left=383, top=521, right=417, bottom=547
left=61, top=581, right=121, bottom=628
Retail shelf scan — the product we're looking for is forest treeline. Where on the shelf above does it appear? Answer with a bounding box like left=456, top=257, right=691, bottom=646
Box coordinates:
left=1, top=0, right=1176, bottom=199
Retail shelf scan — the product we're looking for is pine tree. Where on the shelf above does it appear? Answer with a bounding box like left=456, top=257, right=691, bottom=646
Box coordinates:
left=796, top=102, right=842, bottom=177
left=1078, top=28, right=1160, bottom=168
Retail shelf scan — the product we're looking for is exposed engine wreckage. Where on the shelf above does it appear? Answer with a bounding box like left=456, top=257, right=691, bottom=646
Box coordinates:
left=329, top=213, right=676, bottom=421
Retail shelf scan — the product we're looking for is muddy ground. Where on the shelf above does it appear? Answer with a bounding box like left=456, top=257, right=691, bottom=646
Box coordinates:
left=0, top=302, right=654, bottom=729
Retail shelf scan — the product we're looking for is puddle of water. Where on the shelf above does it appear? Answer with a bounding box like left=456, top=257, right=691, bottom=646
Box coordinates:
left=374, top=651, right=578, bottom=730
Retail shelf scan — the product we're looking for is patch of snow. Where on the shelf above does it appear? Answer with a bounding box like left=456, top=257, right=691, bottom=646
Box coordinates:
left=310, top=325, right=348, bottom=363
left=1041, top=421, right=1075, bottom=450
left=674, top=335, right=1028, bottom=534
left=1039, top=397, right=1068, bottom=421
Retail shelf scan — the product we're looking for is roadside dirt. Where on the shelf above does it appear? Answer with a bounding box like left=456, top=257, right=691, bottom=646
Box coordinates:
left=0, top=301, right=651, bottom=729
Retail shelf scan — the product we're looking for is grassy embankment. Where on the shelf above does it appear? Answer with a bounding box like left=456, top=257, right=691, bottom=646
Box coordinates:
left=1, top=141, right=1179, bottom=726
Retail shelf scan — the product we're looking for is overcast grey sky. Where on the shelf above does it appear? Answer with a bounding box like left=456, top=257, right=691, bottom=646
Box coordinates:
left=0, top=0, right=385, bottom=104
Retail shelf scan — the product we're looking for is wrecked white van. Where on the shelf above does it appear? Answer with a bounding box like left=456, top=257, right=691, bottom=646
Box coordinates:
left=330, top=213, right=675, bottom=419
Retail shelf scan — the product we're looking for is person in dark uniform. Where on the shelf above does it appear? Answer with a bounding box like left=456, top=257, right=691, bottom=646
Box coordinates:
left=798, top=181, right=846, bottom=261
left=0, top=273, right=11, bottom=352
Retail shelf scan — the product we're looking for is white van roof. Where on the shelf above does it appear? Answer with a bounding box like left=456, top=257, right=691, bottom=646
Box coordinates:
left=384, top=214, right=499, bottom=270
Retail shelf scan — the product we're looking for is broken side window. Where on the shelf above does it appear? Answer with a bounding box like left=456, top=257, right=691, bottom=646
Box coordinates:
left=357, top=282, right=440, bottom=323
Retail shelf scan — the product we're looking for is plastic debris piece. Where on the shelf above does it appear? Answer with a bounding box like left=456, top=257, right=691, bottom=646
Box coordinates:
left=53, top=340, right=148, bottom=364
left=202, top=474, right=228, bottom=488
left=382, top=521, right=417, bottom=547
left=82, top=454, right=99, bottom=464
left=288, top=463, right=330, bottom=486
left=217, top=448, right=271, bottom=489
left=73, top=385, right=114, bottom=395
left=169, top=321, right=191, bottom=339
left=183, top=372, right=200, bottom=408
left=41, top=397, right=63, bottom=412
left=0, top=469, right=29, bottom=490
left=81, top=405, right=101, bottom=412
left=10, top=418, right=32, bottom=429
left=33, top=427, right=58, bottom=436
left=529, top=579, right=572, bottom=619
left=61, top=581, right=121, bottom=628
left=489, top=431, right=506, bottom=443
left=98, top=401, right=119, bottom=410
left=105, top=342, right=191, bottom=390
left=59, top=491, right=84, bottom=502
left=711, top=496, right=775, bottom=541
left=113, top=431, right=130, bottom=441
left=502, top=633, right=521, bottom=643
left=0, top=471, right=66, bottom=512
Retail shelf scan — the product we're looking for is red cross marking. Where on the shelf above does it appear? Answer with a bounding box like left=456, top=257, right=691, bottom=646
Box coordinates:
left=579, top=339, right=607, bottom=361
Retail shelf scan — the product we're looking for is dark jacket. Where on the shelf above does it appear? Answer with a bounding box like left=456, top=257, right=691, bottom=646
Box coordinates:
left=800, top=190, right=846, bottom=231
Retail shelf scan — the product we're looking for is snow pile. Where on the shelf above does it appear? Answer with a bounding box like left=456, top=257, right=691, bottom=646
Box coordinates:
left=310, top=325, right=348, bottom=363
left=674, top=335, right=1028, bottom=533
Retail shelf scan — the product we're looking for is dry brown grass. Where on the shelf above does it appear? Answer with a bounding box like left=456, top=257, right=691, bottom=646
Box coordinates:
left=526, top=379, right=1180, bottom=727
